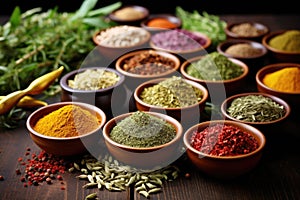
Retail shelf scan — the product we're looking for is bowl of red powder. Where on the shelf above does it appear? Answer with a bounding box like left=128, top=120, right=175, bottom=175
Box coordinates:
left=26, top=101, right=107, bottom=156
left=141, top=14, right=182, bottom=33
left=183, top=120, right=266, bottom=179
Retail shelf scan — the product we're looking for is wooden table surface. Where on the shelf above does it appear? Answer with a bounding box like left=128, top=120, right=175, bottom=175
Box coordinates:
left=1, top=14, right=300, bottom=200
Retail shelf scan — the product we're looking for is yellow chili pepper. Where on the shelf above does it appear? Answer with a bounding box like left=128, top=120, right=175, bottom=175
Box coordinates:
left=0, top=96, right=48, bottom=108
left=0, top=66, right=64, bottom=115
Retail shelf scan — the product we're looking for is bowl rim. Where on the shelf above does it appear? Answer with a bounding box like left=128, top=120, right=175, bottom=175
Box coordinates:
left=262, top=29, right=300, bottom=55
left=183, top=120, right=266, bottom=159
left=115, top=49, right=181, bottom=78
left=217, top=38, right=268, bottom=59
left=108, top=5, right=149, bottom=22
left=225, top=21, right=269, bottom=39
left=256, top=63, right=300, bottom=95
left=26, top=101, right=107, bottom=140
left=92, top=25, right=151, bottom=48
left=180, top=55, right=249, bottom=84
left=140, top=14, right=182, bottom=30
left=149, top=29, right=212, bottom=54
left=102, top=111, right=183, bottom=151
left=133, top=77, right=209, bottom=111
left=60, top=67, right=125, bottom=93
left=220, top=92, right=291, bottom=125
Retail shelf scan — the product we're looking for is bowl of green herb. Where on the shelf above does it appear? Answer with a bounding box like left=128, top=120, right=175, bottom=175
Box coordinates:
left=180, top=52, right=249, bottom=101
left=102, top=111, right=184, bottom=170
left=133, top=76, right=209, bottom=129
left=220, top=92, right=291, bottom=132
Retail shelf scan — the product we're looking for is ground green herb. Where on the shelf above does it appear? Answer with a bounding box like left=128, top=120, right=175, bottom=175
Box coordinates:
left=140, top=76, right=203, bottom=108
left=186, top=52, right=244, bottom=81
left=227, top=94, right=286, bottom=122
left=110, top=111, right=176, bottom=148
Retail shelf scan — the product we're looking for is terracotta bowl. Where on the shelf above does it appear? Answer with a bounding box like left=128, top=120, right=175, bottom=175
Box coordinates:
left=262, top=30, right=300, bottom=63
left=217, top=39, right=268, bottom=73
left=256, top=63, right=300, bottom=113
left=133, top=77, right=209, bottom=129
left=92, top=25, right=151, bottom=61
left=60, top=67, right=127, bottom=115
left=225, top=21, right=269, bottom=42
left=149, top=29, right=212, bottom=60
left=26, top=102, right=106, bottom=157
left=220, top=92, right=291, bottom=132
left=140, top=14, right=182, bottom=33
left=108, top=5, right=149, bottom=26
left=102, top=111, right=183, bottom=170
left=183, top=120, right=266, bottom=179
left=180, top=55, right=249, bottom=102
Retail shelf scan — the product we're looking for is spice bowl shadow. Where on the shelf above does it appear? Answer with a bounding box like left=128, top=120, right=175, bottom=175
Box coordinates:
left=225, top=21, right=269, bottom=42
left=60, top=67, right=127, bottom=116
left=256, top=63, right=300, bottom=114
left=220, top=92, right=291, bottom=133
left=183, top=120, right=266, bottom=179
left=133, top=77, right=209, bottom=130
left=180, top=55, right=249, bottom=101
left=26, top=102, right=107, bottom=157
left=102, top=111, right=184, bottom=170
left=262, top=30, right=300, bottom=63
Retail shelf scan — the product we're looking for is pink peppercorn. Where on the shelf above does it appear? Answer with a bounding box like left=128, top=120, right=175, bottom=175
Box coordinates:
left=190, top=124, right=259, bottom=156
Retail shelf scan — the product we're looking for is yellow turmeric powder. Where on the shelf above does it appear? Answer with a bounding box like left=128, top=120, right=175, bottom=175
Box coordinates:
left=263, top=67, right=300, bottom=93
left=34, top=105, right=101, bottom=137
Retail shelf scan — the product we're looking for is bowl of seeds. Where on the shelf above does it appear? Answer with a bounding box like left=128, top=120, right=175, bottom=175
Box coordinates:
left=183, top=120, right=266, bottom=179
left=133, top=76, right=209, bottom=129
left=220, top=92, right=291, bottom=132
left=102, top=111, right=184, bottom=170
left=60, top=67, right=126, bottom=115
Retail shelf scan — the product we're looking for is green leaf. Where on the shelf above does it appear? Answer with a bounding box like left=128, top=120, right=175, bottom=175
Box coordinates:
left=82, top=17, right=114, bottom=28
left=9, top=6, right=21, bottom=29
left=87, top=2, right=122, bottom=17
left=71, top=0, right=98, bottom=20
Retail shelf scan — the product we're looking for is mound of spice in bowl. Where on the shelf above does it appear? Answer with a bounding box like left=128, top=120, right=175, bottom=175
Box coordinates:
left=139, top=76, right=203, bottom=108
left=185, top=52, right=244, bottom=81
left=68, top=68, right=120, bottom=90
left=230, top=22, right=267, bottom=37
left=190, top=123, right=259, bottom=156
left=226, top=94, right=286, bottom=123
left=268, top=30, right=300, bottom=52
left=109, top=111, right=176, bottom=148
left=121, top=50, right=177, bottom=75
left=225, top=43, right=263, bottom=57
left=33, top=105, right=101, bottom=137
left=262, top=67, right=300, bottom=93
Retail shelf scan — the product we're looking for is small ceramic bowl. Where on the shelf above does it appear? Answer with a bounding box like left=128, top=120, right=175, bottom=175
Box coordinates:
left=217, top=39, right=268, bottom=72
left=133, top=77, right=209, bottom=129
left=60, top=67, right=127, bottom=115
left=115, top=49, right=181, bottom=89
left=256, top=63, right=300, bottom=112
left=93, top=25, right=151, bottom=61
left=26, top=101, right=107, bottom=156
left=102, top=111, right=183, bottom=170
left=183, top=120, right=266, bottom=179
left=141, top=14, right=182, bottom=33
left=225, top=21, right=269, bottom=41
left=108, top=5, right=149, bottom=26
left=220, top=92, right=291, bottom=132
left=149, top=29, right=212, bottom=60
left=180, top=55, right=249, bottom=101
left=262, top=30, right=300, bottom=63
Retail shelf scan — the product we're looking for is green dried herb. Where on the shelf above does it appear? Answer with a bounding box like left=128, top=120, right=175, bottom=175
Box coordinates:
left=186, top=52, right=244, bottom=81
left=227, top=94, right=286, bottom=122
left=110, top=111, right=176, bottom=148
left=140, top=76, right=203, bottom=108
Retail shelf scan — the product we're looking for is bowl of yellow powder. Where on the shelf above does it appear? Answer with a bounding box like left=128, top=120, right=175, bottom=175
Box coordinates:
left=262, top=30, right=300, bottom=63
left=256, top=63, right=300, bottom=113
left=26, top=102, right=107, bottom=156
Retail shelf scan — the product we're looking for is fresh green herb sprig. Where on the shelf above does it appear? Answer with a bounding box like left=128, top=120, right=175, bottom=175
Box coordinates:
left=175, top=7, right=227, bottom=48
left=0, top=0, right=122, bottom=128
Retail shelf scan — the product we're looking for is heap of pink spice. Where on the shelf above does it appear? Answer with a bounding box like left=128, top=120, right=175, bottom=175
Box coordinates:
left=190, top=124, right=259, bottom=156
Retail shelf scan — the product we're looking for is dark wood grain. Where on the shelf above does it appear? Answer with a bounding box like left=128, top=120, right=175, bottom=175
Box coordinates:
left=1, top=14, right=300, bottom=200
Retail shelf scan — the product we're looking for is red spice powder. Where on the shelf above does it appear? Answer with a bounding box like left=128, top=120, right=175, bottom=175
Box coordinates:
left=190, top=124, right=259, bottom=156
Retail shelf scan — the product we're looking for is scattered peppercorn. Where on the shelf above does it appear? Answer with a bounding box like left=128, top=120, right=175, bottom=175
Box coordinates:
left=0, top=175, right=4, bottom=181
